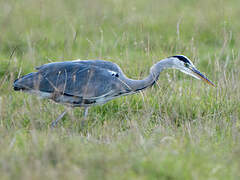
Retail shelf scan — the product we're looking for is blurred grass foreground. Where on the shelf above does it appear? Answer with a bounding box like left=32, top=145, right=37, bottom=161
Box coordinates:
left=0, top=0, right=240, bottom=179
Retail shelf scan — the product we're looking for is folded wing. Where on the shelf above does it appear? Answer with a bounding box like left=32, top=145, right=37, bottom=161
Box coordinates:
left=14, top=61, right=131, bottom=103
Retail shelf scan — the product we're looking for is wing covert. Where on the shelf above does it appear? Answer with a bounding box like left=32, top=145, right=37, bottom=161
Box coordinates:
left=35, top=62, right=123, bottom=99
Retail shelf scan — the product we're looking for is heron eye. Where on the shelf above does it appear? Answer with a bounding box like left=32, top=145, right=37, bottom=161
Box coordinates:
left=184, top=63, right=189, bottom=68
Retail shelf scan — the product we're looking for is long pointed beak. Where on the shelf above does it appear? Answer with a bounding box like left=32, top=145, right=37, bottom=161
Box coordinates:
left=190, top=67, right=215, bottom=87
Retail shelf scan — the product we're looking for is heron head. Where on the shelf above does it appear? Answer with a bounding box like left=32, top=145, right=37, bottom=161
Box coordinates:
left=169, top=55, right=215, bottom=87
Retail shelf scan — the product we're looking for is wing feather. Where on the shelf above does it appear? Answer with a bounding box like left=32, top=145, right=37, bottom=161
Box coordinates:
left=16, top=61, right=129, bottom=100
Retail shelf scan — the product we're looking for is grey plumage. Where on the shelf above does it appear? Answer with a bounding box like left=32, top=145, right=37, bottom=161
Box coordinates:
left=14, top=60, right=139, bottom=107
left=13, top=55, right=215, bottom=126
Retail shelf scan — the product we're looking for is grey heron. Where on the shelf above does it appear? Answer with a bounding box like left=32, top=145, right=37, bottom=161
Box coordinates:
left=13, top=55, right=215, bottom=127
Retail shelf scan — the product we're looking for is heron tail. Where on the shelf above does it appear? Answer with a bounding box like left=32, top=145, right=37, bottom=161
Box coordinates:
left=13, top=72, right=36, bottom=91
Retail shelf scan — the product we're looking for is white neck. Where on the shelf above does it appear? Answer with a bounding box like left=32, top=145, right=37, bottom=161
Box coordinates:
left=124, top=58, right=175, bottom=91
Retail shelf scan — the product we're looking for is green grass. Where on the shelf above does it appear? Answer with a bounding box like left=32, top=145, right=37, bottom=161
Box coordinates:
left=0, top=0, right=240, bottom=179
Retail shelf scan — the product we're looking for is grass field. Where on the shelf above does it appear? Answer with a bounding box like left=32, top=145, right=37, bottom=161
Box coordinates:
left=0, top=0, right=240, bottom=179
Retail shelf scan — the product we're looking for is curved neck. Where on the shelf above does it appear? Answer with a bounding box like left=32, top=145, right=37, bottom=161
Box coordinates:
left=125, top=58, right=174, bottom=91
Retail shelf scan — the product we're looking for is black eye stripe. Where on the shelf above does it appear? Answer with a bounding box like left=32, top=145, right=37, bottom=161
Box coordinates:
left=171, top=55, right=191, bottom=64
